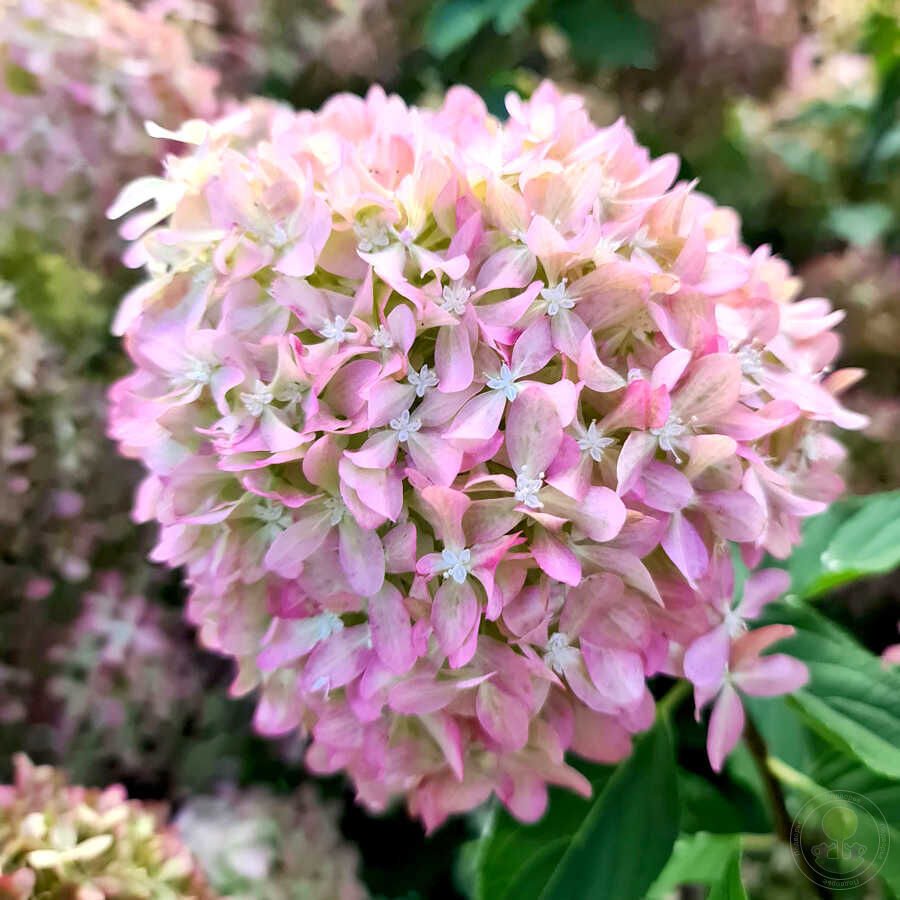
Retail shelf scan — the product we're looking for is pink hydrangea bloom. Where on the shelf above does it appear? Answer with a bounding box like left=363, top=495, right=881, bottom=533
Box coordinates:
left=108, top=82, right=865, bottom=829
left=0, top=0, right=219, bottom=263
left=48, top=571, right=205, bottom=776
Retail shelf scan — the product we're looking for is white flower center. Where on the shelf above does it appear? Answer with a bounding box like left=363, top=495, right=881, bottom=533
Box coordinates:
left=240, top=380, right=274, bottom=417
left=486, top=363, right=520, bottom=402
left=737, top=344, right=765, bottom=379
left=723, top=608, right=747, bottom=640
left=319, top=315, right=353, bottom=343
left=408, top=364, right=439, bottom=397
left=439, top=547, right=472, bottom=584
left=323, top=496, right=346, bottom=527
left=650, top=415, right=689, bottom=460
left=576, top=421, right=615, bottom=462
left=440, top=281, right=474, bottom=316
left=630, top=225, right=657, bottom=252
left=355, top=217, right=391, bottom=253
left=371, top=325, right=394, bottom=349
left=514, top=466, right=544, bottom=509
left=540, top=279, right=577, bottom=317
left=253, top=498, right=292, bottom=530
left=543, top=632, right=579, bottom=674
left=389, top=408, right=422, bottom=442
left=315, top=610, right=344, bottom=641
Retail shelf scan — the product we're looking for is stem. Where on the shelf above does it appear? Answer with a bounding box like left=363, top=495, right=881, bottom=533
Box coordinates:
left=765, top=756, right=822, bottom=798
left=656, top=678, right=690, bottom=721
left=744, top=718, right=792, bottom=843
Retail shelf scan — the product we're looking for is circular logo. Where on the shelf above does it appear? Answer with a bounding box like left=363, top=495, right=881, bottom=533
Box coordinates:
left=790, top=790, right=890, bottom=890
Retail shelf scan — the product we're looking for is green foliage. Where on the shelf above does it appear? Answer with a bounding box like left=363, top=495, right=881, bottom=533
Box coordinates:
left=769, top=491, right=900, bottom=598
left=473, top=717, right=677, bottom=900
left=550, top=0, right=656, bottom=69
left=646, top=833, right=747, bottom=900
left=827, top=202, right=896, bottom=246
left=761, top=601, right=900, bottom=781
left=424, top=0, right=539, bottom=57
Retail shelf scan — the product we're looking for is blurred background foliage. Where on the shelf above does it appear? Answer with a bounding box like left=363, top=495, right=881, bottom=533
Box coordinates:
left=2, top=0, right=900, bottom=897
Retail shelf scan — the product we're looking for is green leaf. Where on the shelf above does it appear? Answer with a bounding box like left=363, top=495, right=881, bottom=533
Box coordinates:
left=766, top=492, right=900, bottom=598
left=679, top=769, right=768, bottom=836
left=647, top=833, right=747, bottom=899
left=821, top=491, right=900, bottom=578
left=424, top=0, right=538, bottom=57
left=474, top=718, right=678, bottom=900
left=826, top=202, right=895, bottom=247
left=772, top=752, right=900, bottom=895
left=425, top=0, right=491, bottom=57
left=552, top=0, right=656, bottom=69
left=761, top=602, right=900, bottom=781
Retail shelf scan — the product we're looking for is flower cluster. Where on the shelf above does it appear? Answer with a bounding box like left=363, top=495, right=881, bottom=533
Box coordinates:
left=108, top=82, right=864, bottom=828
left=0, top=754, right=212, bottom=899
left=0, top=0, right=219, bottom=264
left=48, top=572, right=205, bottom=779
left=175, top=784, right=365, bottom=900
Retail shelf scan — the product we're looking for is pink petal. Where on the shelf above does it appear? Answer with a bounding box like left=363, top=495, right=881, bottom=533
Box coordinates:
left=661, top=511, right=709, bottom=586
left=432, top=579, right=479, bottom=660
left=419, top=485, right=471, bottom=548
left=476, top=681, right=530, bottom=751
left=303, top=625, right=372, bottom=693
left=436, top=323, right=475, bottom=392
left=511, top=317, right=555, bottom=376
left=683, top=624, right=730, bottom=688
left=406, top=431, right=463, bottom=486
left=616, top=430, right=658, bottom=496
left=344, top=431, right=400, bottom=469
left=257, top=616, right=336, bottom=671
left=641, top=462, right=694, bottom=512
left=445, top=391, right=506, bottom=447
left=532, top=528, right=581, bottom=586
left=706, top=683, right=745, bottom=772
left=505, top=386, right=564, bottom=475
left=264, top=507, right=332, bottom=577
left=673, top=353, right=741, bottom=424
left=733, top=654, right=808, bottom=697
left=580, top=644, right=645, bottom=707
left=571, top=705, right=632, bottom=763
left=368, top=582, right=416, bottom=674
left=699, top=490, right=766, bottom=542
left=475, top=245, right=536, bottom=293
left=578, top=334, right=626, bottom=392
left=738, top=569, right=790, bottom=620
left=338, top=517, right=385, bottom=596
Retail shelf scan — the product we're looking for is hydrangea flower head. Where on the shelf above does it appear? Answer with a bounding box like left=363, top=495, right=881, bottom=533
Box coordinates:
left=48, top=571, right=205, bottom=778
left=175, top=784, right=365, bottom=900
left=0, top=754, right=211, bottom=899
left=108, top=82, right=865, bottom=829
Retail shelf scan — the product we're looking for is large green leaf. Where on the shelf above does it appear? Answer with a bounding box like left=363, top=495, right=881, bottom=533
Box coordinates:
left=646, top=833, right=747, bottom=899
left=771, top=751, right=900, bottom=895
left=767, top=492, right=900, bottom=598
left=424, top=0, right=538, bottom=57
left=474, top=718, right=678, bottom=900
left=821, top=491, right=900, bottom=579
left=761, top=602, right=900, bottom=781
left=551, top=0, right=656, bottom=69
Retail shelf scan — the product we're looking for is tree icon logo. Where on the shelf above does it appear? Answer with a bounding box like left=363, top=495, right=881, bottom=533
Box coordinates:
left=791, top=790, right=889, bottom=890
